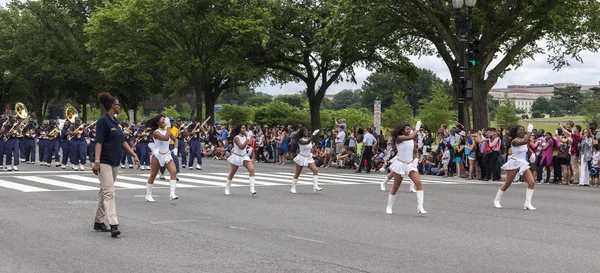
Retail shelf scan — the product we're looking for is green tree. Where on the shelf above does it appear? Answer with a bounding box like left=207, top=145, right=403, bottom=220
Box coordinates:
left=244, top=94, right=273, bottom=107
left=349, top=0, right=600, bottom=130
left=331, top=89, right=360, bottom=110
left=253, top=0, right=414, bottom=131
left=218, top=87, right=258, bottom=105
left=382, top=92, right=413, bottom=129
left=583, top=99, right=600, bottom=123
left=329, top=108, right=373, bottom=131
left=1, top=1, right=64, bottom=123
left=218, top=105, right=255, bottom=125
left=360, top=69, right=450, bottom=114
left=495, top=94, right=520, bottom=129
left=162, top=105, right=180, bottom=119
left=179, top=102, right=192, bottom=120
left=86, top=0, right=270, bottom=125
left=531, top=97, right=550, bottom=114
left=418, top=84, right=456, bottom=132
left=551, top=85, right=583, bottom=115
left=254, top=101, right=298, bottom=127
left=275, top=94, right=304, bottom=108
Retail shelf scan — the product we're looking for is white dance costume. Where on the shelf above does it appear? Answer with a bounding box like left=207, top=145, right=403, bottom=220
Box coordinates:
left=149, top=128, right=173, bottom=167
left=501, top=143, right=529, bottom=181
left=227, top=135, right=251, bottom=167
left=389, top=139, right=418, bottom=177
left=293, top=139, right=314, bottom=167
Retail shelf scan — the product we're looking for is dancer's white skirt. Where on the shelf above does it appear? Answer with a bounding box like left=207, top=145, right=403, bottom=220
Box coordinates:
left=501, top=157, right=530, bottom=181
left=228, top=152, right=251, bottom=167
left=389, top=158, right=418, bottom=177
left=152, top=152, right=173, bottom=167
left=293, top=154, right=314, bottom=167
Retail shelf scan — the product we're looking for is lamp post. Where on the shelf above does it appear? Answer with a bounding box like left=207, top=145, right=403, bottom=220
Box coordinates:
left=452, top=0, right=477, bottom=127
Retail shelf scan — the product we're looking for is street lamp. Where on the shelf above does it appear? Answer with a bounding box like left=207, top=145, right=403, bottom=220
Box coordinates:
left=452, top=0, right=476, bottom=128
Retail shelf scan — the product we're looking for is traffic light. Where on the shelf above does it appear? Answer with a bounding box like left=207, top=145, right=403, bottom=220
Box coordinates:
left=468, top=39, right=480, bottom=67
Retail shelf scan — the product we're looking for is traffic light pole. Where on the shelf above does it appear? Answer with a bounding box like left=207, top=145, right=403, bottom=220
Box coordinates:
left=456, top=9, right=467, bottom=127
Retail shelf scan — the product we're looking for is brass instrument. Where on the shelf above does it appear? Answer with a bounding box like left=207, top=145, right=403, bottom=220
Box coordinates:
left=189, top=116, right=211, bottom=134
left=65, top=106, right=78, bottom=123
left=67, top=120, right=97, bottom=140
left=135, top=128, right=153, bottom=143
left=4, top=102, right=29, bottom=141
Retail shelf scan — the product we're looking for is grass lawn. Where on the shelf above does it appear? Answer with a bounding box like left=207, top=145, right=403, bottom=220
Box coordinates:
left=491, top=116, right=586, bottom=134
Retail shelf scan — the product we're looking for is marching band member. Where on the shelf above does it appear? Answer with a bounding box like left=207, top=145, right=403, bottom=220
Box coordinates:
left=0, top=115, right=6, bottom=169
left=68, top=117, right=87, bottom=171
left=135, top=121, right=151, bottom=170
left=493, top=124, right=537, bottom=210
left=186, top=117, right=203, bottom=170
left=3, top=115, right=21, bottom=171
left=44, top=120, right=61, bottom=167
left=18, top=118, right=26, bottom=163
left=385, top=121, right=427, bottom=215
left=87, top=123, right=96, bottom=168
left=120, top=122, right=134, bottom=168
left=145, top=115, right=179, bottom=202
left=225, top=124, right=256, bottom=196
left=176, top=119, right=188, bottom=168
left=23, top=118, right=37, bottom=164
left=159, top=117, right=179, bottom=180
left=37, top=122, right=49, bottom=166
left=60, top=120, right=71, bottom=169
left=290, top=127, right=323, bottom=193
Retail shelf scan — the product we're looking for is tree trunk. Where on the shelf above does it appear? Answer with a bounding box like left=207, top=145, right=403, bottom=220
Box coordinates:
left=42, top=99, right=48, bottom=121
left=308, top=96, right=321, bottom=131
left=204, top=92, right=216, bottom=126
left=81, top=102, right=87, bottom=123
left=194, top=84, right=203, bottom=121
left=471, top=78, right=490, bottom=131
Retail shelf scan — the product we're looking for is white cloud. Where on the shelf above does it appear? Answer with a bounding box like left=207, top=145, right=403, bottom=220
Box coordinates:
left=260, top=49, right=600, bottom=95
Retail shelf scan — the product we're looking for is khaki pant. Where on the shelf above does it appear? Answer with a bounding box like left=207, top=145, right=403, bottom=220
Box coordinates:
left=570, top=155, right=580, bottom=183
left=94, top=164, right=119, bottom=225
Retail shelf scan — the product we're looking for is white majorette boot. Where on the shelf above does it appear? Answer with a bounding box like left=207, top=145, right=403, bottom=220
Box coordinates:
left=524, top=188, right=536, bottom=211
left=225, top=179, right=231, bottom=195
left=169, top=180, right=178, bottom=200
left=386, top=194, right=396, bottom=214
left=380, top=176, right=389, bottom=191
left=494, top=189, right=504, bottom=208
left=409, top=181, right=417, bottom=193
left=145, top=183, right=155, bottom=202
left=416, top=190, right=427, bottom=214
left=313, top=175, right=323, bottom=192
left=291, top=178, right=298, bottom=194
left=249, top=176, right=257, bottom=195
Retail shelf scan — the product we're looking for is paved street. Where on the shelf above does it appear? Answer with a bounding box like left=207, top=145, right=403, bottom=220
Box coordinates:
left=0, top=160, right=599, bottom=273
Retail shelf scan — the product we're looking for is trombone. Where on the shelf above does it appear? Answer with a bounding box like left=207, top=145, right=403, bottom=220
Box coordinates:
left=67, top=120, right=97, bottom=141
left=188, top=116, right=211, bottom=134
left=135, top=128, right=153, bottom=143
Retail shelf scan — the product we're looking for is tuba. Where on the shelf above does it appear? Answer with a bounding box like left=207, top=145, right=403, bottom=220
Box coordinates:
left=4, top=102, right=29, bottom=141
left=65, top=106, right=78, bottom=123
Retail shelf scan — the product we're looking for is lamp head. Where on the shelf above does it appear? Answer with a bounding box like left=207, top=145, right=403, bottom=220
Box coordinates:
left=452, top=0, right=464, bottom=9
left=465, top=0, right=477, bottom=7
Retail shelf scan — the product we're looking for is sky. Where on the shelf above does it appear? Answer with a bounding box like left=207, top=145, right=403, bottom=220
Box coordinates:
left=2, top=0, right=598, bottom=95
left=259, top=49, right=600, bottom=95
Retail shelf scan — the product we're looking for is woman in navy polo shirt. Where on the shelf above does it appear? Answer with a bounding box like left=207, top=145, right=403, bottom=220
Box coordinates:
left=92, top=92, right=140, bottom=238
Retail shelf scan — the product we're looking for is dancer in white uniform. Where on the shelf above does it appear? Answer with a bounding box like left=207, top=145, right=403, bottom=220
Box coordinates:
left=494, top=124, right=537, bottom=210
left=144, top=115, right=179, bottom=202
left=385, top=121, right=427, bottom=214
left=225, top=124, right=256, bottom=195
left=290, top=127, right=323, bottom=193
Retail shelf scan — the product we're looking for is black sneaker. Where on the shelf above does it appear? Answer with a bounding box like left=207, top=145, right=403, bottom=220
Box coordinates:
left=93, top=222, right=111, bottom=232
left=110, top=225, right=121, bottom=237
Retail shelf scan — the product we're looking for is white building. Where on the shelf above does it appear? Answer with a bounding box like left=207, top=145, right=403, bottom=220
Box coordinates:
left=489, top=82, right=600, bottom=114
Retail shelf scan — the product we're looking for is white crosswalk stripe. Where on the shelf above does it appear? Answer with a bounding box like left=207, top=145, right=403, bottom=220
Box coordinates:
left=0, top=172, right=495, bottom=192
